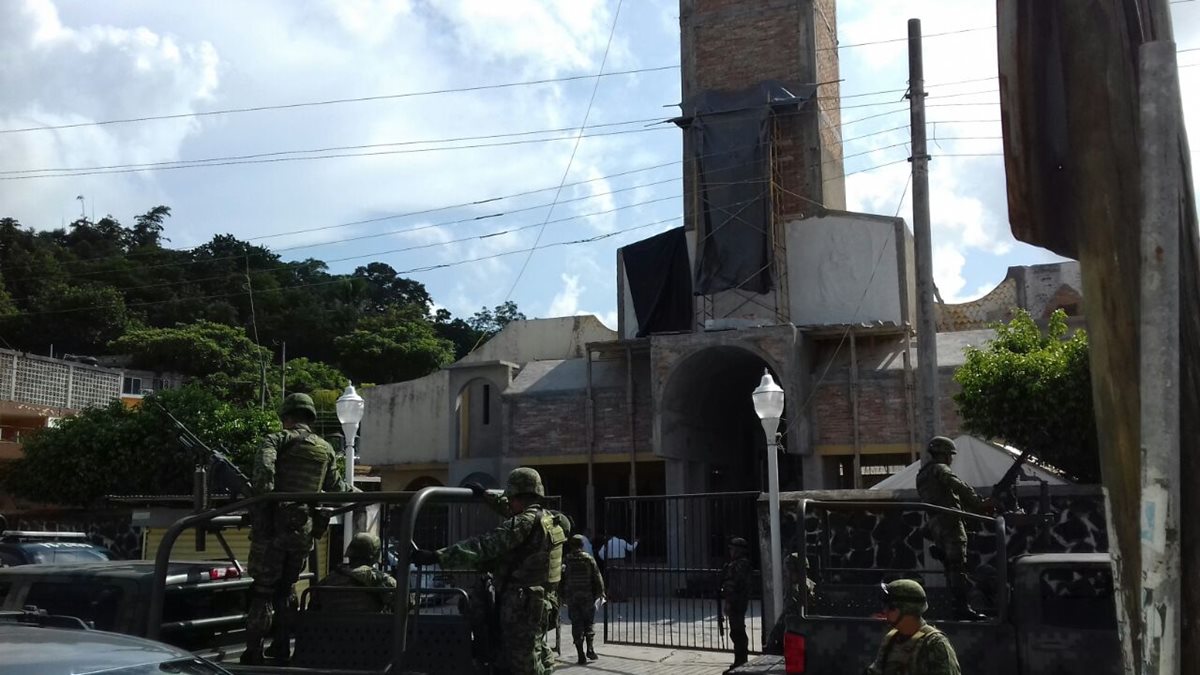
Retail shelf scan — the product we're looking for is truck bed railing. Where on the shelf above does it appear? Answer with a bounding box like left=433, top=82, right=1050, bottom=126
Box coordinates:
left=798, top=499, right=1009, bottom=624
left=148, top=486, right=476, bottom=673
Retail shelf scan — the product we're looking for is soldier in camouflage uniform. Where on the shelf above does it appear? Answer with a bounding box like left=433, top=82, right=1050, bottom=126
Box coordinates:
left=720, top=537, right=753, bottom=673
left=242, top=393, right=351, bottom=665
left=414, top=468, right=568, bottom=675
left=916, top=436, right=993, bottom=620
left=866, top=579, right=961, bottom=675
left=312, top=532, right=397, bottom=613
left=563, top=534, right=605, bottom=664
left=766, top=551, right=817, bottom=650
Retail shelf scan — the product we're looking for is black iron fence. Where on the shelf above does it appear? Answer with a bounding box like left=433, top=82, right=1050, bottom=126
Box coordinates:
left=601, top=492, right=763, bottom=653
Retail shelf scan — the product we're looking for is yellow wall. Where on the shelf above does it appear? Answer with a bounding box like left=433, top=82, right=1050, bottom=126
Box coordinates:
left=142, top=527, right=331, bottom=594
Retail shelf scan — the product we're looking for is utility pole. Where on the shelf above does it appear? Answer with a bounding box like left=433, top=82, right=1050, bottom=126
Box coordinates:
left=280, top=341, right=287, bottom=399
left=908, top=18, right=940, bottom=447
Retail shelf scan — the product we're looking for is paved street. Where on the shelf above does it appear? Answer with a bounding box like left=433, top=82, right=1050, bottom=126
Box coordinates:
left=553, top=641, right=733, bottom=675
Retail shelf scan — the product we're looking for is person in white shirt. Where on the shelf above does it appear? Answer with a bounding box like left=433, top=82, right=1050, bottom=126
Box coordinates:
left=597, top=534, right=638, bottom=601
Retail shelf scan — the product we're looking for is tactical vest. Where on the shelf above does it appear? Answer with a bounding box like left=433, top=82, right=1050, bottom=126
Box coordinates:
left=564, top=551, right=596, bottom=596
left=315, top=565, right=390, bottom=613
left=507, top=508, right=567, bottom=589
left=916, top=463, right=958, bottom=510
left=274, top=428, right=333, bottom=493
left=877, top=624, right=942, bottom=675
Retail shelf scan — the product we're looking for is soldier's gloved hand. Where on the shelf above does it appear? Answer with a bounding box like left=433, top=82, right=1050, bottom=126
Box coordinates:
left=463, top=481, right=487, bottom=499
left=411, top=548, right=439, bottom=566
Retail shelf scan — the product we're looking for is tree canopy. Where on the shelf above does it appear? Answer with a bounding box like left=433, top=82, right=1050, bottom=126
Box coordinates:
left=953, top=309, right=1099, bottom=482
left=0, top=207, right=525, bottom=392
left=1, top=386, right=277, bottom=507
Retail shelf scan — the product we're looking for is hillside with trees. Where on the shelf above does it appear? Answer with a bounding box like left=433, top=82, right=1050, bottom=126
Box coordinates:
left=0, top=207, right=524, bottom=399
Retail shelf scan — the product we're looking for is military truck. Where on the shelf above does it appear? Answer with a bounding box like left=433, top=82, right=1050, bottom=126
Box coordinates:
left=740, top=499, right=1120, bottom=675
left=135, top=486, right=492, bottom=674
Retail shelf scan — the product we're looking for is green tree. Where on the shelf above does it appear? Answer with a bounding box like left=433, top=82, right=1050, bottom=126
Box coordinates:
left=283, top=357, right=349, bottom=394
left=953, top=309, right=1098, bottom=482
left=110, top=320, right=270, bottom=403
left=334, top=307, right=454, bottom=384
left=1, top=386, right=278, bottom=507
left=468, top=300, right=525, bottom=336
left=22, top=283, right=129, bottom=354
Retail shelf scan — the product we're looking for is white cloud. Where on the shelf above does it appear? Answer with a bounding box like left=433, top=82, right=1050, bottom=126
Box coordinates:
left=547, top=273, right=584, bottom=316
left=932, top=244, right=967, bottom=303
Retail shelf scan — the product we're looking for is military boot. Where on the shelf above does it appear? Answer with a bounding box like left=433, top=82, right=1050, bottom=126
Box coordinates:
left=575, top=641, right=587, bottom=665
left=585, top=637, right=598, bottom=661
left=239, top=644, right=264, bottom=666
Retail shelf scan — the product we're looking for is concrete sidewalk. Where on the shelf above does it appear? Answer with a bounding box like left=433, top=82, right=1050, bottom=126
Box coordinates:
left=553, top=641, right=734, bottom=675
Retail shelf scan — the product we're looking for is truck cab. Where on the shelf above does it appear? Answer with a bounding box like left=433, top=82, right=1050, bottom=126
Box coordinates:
left=743, top=499, right=1120, bottom=675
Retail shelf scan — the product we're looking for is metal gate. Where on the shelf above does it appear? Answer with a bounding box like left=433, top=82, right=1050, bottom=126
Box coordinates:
left=601, top=492, right=763, bottom=652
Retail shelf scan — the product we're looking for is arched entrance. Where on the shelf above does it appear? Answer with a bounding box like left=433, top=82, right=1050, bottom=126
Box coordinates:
left=404, top=476, right=444, bottom=491
left=660, top=346, right=792, bottom=493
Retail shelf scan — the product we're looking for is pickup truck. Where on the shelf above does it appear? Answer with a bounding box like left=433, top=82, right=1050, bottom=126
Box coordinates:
left=0, top=529, right=115, bottom=566
left=741, top=500, right=1120, bottom=675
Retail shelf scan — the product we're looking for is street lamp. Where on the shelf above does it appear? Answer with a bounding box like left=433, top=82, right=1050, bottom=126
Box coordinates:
left=751, top=368, right=785, bottom=628
left=336, top=383, right=365, bottom=556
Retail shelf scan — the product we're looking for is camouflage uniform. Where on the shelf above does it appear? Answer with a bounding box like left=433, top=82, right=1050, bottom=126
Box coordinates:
left=867, top=579, right=961, bottom=675
left=916, top=436, right=989, bottom=619
left=720, top=537, right=753, bottom=670
left=479, top=485, right=572, bottom=671
left=766, top=552, right=817, bottom=650
left=426, top=468, right=567, bottom=675
left=243, top=393, right=350, bottom=665
left=313, top=532, right=397, bottom=613
left=563, top=534, right=605, bottom=664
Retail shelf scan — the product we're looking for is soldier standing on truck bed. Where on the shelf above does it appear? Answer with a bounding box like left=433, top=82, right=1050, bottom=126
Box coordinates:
left=563, top=534, right=605, bottom=664
left=243, top=393, right=352, bottom=665
left=916, top=436, right=994, bottom=620
left=413, top=467, right=568, bottom=675
left=720, top=537, right=753, bottom=673
left=866, top=579, right=961, bottom=675
left=312, top=532, right=397, bottom=613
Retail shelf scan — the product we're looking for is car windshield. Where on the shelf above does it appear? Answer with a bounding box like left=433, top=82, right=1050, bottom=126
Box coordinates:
left=29, top=547, right=111, bottom=564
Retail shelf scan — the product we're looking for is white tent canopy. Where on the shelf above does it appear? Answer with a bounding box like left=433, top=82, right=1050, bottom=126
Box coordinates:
left=870, top=434, right=1069, bottom=490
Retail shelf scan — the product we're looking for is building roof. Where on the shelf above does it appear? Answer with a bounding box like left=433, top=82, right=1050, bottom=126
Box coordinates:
left=504, top=358, right=623, bottom=395
left=869, top=434, right=1069, bottom=490
left=456, top=316, right=617, bottom=366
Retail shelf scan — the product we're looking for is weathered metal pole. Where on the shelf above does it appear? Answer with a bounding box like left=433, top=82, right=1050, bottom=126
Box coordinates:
left=1137, top=39, right=1182, bottom=675
left=908, top=18, right=940, bottom=447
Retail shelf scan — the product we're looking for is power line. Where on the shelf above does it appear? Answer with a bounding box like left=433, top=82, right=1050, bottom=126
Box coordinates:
left=1, top=214, right=683, bottom=319
left=0, top=65, right=682, bottom=136
left=821, top=25, right=996, bottom=51
left=499, top=0, right=625, bottom=306
left=0, top=143, right=778, bottom=281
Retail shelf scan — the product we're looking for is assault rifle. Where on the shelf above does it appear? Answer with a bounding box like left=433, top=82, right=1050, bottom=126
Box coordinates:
left=990, top=449, right=1032, bottom=514
left=152, top=401, right=253, bottom=499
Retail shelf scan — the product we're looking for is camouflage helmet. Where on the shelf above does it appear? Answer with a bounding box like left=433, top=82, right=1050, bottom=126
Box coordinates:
left=346, top=532, right=381, bottom=565
left=927, top=436, right=957, bottom=457
left=881, top=579, right=928, bottom=616
left=280, top=393, right=317, bottom=421
left=729, top=537, right=750, bottom=549
left=505, top=467, right=545, bottom=498
left=568, top=534, right=586, bottom=550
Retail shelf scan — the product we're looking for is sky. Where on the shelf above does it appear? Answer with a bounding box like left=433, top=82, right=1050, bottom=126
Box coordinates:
left=1, top=0, right=1199, bottom=330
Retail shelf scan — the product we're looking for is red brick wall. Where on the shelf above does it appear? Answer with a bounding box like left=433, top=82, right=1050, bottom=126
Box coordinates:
left=811, top=368, right=964, bottom=446
left=504, top=388, right=653, bottom=457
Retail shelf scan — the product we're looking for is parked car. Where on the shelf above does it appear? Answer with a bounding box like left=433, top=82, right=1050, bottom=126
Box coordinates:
left=0, top=608, right=232, bottom=674
left=0, top=559, right=250, bottom=659
left=0, top=529, right=114, bottom=567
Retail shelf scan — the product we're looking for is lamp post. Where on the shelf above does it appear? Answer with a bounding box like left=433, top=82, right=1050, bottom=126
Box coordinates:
left=336, top=383, right=365, bottom=557
left=752, top=368, right=785, bottom=628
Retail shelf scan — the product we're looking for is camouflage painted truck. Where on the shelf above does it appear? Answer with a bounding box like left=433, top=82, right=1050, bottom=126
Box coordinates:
left=740, top=499, right=1120, bottom=675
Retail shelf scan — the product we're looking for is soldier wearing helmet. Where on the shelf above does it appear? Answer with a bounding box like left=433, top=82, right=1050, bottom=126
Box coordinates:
left=916, top=436, right=994, bottom=620
left=312, top=532, right=397, bottom=613
left=412, top=467, right=569, bottom=675
left=720, top=536, right=753, bottom=672
left=563, top=534, right=605, bottom=664
left=866, top=579, right=961, bottom=675
left=242, top=392, right=351, bottom=665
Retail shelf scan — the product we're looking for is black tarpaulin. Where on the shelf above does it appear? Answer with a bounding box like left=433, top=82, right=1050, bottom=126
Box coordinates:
left=620, top=226, right=693, bottom=336
left=674, top=81, right=815, bottom=295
